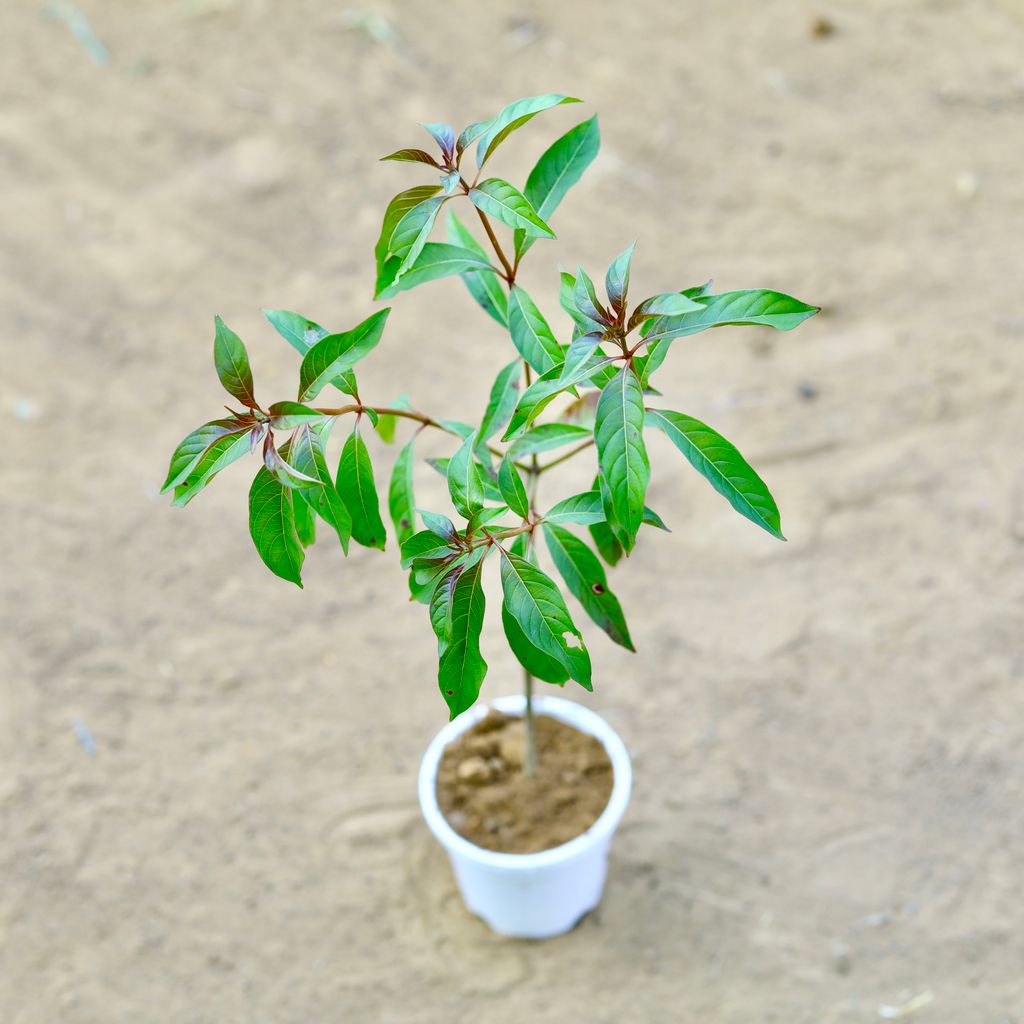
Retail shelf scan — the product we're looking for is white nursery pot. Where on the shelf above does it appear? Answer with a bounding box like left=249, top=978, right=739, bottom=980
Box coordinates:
left=418, top=693, right=632, bottom=939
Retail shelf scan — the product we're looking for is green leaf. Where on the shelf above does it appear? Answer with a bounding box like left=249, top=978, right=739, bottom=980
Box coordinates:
left=504, top=537, right=570, bottom=694
left=456, top=119, right=491, bottom=158
left=401, top=528, right=455, bottom=569
left=374, top=185, right=442, bottom=265
left=446, top=210, right=508, bottom=327
left=543, top=523, right=634, bottom=650
left=262, top=309, right=327, bottom=354
left=466, top=505, right=511, bottom=533
left=508, top=423, right=591, bottom=461
left=438, top=419, right=475, bottom=441
left=293, top=491, right=317, bottom=548
left=213, top=316, right=257, bottom=408
left=589, top=519, right=623, bottom=567
left=559, top=331, right=604, bottom=382
left=419, top=509, right=458, bottom=543
left=336, top=426, right=386, bottom=550
left=374, top=243, right=493, bottom=300
left=643, top=505, right=670, bottom=532
left=388, top=436, right=417, bottom=547
left=475, top=94, right=581, bottom=168
left=381, top=148, right=439, bottom=167
left=503, top=355, right=617, bottom=440
left=387, top=196, right=447, bottom=280
left=288, top=426, right=351, bottom=552
left=559, top=269, right=603, bottom=335
left=646, top=408, right=784, bottom=539
left=437, top=558, right=488, bottom=719
left=499, top=549, right=591, bottom=690
left=497, top=457, right=529, bottom=519
left=594, top=366, right=649, bottom=551
left=375, top=394, right=410, bottom=444
left=507, top=286, right=564, bottom=374
left=605, top=242, right=635, bottom=315
left=635, top=338, right=670, bottom=389
left=268, top=401, right=324, bottom=430
left=264, top=439, right=324, bottom=490
left=502, top=603, right=569, bottom=686
left=171, top=429, right=254, bottom=506
left=298, top=308, right=390, bottom=401
left=469, top=179, right=554, bottom=238
left=421, top=122, right=455, bottom=160
left=597, top=470, right=631, bottom=551
left=543, top=490, right=605, bottom=526
left=162, top=419, right=246, bottom=493
left=515, top=114, right=600, bottom=261
left=447, top=432, right=484, bottom=518
left=478, top=359, right=521, bottom=447
left=248, top=467, right=304, bottom=587
left=262, top=310, right=357, bottom=396
left=573, top=266, right=610, bottom=326
left=627, top=292, right=704, bottom=330
left=641, top=289, right=821, bottom=346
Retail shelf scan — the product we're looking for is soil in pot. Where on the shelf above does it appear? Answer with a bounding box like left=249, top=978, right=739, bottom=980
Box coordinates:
left=435, top=709, right=614, bottom=854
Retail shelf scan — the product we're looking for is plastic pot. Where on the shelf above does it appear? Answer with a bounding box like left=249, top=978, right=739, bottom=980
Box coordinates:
left=417, top=693, right=632, bottom=939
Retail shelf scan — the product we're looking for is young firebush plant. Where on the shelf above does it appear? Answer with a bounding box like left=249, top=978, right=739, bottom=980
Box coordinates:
left=164, top=95, right=818, bottom=772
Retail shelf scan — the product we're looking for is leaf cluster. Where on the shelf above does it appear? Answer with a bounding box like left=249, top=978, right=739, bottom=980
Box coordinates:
left=164, top=94, right=819, bottom=719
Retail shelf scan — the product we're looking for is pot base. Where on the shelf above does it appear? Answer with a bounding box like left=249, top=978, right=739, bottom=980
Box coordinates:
left=418, top=695, right=632, bottom=939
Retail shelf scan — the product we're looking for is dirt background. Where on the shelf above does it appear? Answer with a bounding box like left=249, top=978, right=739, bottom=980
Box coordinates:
left=3, top=1, right=1023, bottom=1021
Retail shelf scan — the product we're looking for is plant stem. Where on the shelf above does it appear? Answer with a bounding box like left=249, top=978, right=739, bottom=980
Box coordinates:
left=536, top=437, right=595, bottom=474
left=523, top=668, right=536, bottom=778
left=473, top=205, right=516, bottom=284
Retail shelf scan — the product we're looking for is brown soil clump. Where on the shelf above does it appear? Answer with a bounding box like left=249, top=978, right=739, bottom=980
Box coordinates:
left=435, top=710, right=614, bottom=854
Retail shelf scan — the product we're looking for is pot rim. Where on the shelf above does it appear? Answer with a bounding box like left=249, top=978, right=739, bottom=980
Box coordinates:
left=418, top=693, right=632, bottom=869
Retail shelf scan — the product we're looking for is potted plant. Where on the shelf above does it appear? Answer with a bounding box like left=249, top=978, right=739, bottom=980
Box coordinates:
left=162, top=94, right=818, bottom=938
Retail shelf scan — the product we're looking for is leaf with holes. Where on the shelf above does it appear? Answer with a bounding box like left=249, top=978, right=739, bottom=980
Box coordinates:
left=646, top=408, right=783, bottom=539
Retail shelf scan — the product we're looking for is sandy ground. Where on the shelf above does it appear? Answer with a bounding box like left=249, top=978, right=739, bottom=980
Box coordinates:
left=2, top=0, right=1024, bottom=1021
